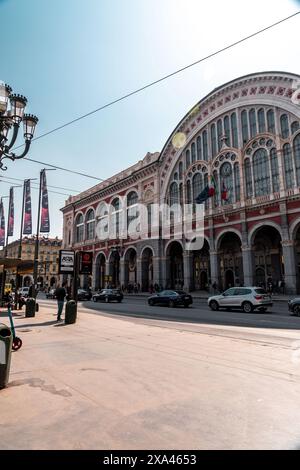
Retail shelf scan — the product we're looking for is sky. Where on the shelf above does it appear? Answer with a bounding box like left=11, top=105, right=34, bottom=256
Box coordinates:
left=0, top=0, right=300, bottom=243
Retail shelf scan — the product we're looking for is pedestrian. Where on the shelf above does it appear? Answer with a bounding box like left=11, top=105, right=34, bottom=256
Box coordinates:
left=55, top=282, right=67, bottom=322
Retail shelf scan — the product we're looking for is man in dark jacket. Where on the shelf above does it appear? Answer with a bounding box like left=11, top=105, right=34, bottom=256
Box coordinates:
left=55, top=283, right=66, bottom=321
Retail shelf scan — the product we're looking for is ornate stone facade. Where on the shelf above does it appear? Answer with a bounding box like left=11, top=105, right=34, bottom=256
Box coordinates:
left=62, top=72, right=300, bottom=294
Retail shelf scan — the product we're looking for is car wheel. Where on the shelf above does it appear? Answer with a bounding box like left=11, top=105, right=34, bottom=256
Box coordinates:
left=209, top=300, right=219, bottom=311
left=148, top=299, right=154, bottom=306
left=169, top=300, right=175, bottom=308
left=242, top=301, right=253, bottom=313
left=105, top=297, right=110, bottom=303
left=293, top=305, right=300, bottom=317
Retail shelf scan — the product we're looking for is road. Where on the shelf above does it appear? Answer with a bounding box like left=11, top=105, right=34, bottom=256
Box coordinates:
left=39, top=294, right=300, bottom=330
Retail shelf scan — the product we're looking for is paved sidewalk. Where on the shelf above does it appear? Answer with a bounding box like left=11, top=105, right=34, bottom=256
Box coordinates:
left=1, top=303, right=300, bottom=450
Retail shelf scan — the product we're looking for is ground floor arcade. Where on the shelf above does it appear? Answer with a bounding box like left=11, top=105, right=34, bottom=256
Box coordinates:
left=79, top=222, right=300, bottom=295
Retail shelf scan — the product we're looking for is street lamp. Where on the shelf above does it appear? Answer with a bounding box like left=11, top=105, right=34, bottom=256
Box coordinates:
left=0, top=82, right=38, bottom=171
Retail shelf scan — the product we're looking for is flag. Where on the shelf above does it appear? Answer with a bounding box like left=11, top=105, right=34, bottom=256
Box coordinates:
left=23, top=179, right=32, bottom=235
left=0, top=199, right=5, bottom=246
left=221, top=181, right=229, bottom=202
left=195, top=175, right=216, bottom=204
left=40, top=170, right=50, bottom=233
left=7, top=187, right=14, bottom=237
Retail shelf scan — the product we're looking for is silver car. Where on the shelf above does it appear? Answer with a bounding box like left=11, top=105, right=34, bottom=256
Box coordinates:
left=208, top=287, right=273, bottom=313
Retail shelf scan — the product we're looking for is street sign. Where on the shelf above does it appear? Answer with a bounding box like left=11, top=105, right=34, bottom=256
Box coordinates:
left=59, top=250, right=75, bottom=275
left=79, top=251, right=93, bottom=275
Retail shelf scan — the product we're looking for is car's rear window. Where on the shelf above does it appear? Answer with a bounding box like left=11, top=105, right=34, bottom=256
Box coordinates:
left=254, top=288, right=267, bottom=294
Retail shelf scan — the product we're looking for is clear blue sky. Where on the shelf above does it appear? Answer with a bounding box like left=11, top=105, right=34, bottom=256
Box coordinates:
left=1, top=0, right=300, bottom=241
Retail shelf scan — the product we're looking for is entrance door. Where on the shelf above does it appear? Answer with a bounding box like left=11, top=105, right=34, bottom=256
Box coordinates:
left=225, top=270, right=234, bottom=289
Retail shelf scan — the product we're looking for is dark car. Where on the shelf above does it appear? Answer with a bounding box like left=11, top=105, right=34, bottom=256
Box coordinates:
left=288, top=298, right=300, bottom=316
left=77, top=289, right=92, bottom=301
left=148, top=290, right=193, bottom=308
left=92, top=289, right=123, bottom=303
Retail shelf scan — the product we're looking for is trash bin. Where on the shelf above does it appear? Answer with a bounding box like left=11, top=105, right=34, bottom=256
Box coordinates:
left=25, top=298, right=36, bottom=318
left=0, top=323, right=12, bottom=389
left=65, top=300, right=77, bottom=325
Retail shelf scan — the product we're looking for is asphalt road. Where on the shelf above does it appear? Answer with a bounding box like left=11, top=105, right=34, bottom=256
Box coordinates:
left=39, top=294, right=300, bottom=330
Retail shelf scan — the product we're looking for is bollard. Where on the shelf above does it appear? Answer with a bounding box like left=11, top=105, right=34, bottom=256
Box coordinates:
left=25, top=298, right=36, bottom=318
left=65, top=300, right=77, bottom=324
left=0, top=323, right=12, bottom=389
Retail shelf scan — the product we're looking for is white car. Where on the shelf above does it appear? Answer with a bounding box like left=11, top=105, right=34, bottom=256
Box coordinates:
left=19, top=287, right=30, bottom=298
left=208, top=287, right=273, bottom=313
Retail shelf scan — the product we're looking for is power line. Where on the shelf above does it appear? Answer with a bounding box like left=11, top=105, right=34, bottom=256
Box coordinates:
left=0, top=175, right=79, bottom=194
left=10, top=10, right=300, bottom=181
left=0, top=179, right=72, bottom=197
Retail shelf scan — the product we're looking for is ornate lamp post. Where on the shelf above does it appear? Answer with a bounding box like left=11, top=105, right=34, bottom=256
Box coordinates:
left=0, top=81, right=38, bottom=171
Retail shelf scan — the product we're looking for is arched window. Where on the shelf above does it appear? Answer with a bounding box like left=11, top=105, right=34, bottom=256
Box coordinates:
left=258, top=108, right=266, bottom=133
left=213, top=170, right=219, bottom=207
left=186, top=180, right=192, bottom=204
left=111, top=198, right=122, bottom=239
left=217, top=119, right=223, bottom=152
left=173, top=172, right=178, bottom=181
left=191, top=142, right=196, bottom=163
left=192, top=173, right=203, bottom=203
left=220, top=162, right=233, bottom=204
left=169, top=182, right=179, bottom=206
left=197, top=135, right=202, bottom=160
left=283, top=143, right=294, bottom=189
left=231, top=112, right=238, bottom=148
left=211, top=124, right=217, bottom=157
left=179, top=183, right=183, bottom=206
left=270, top=148, right=280, bottom=193
left=86, top=209, right=95, bottom=240
left=280, top=114, right=289, bottom=139
left=241, top=110, right=249, bottom=145
left=293, top=134, right=300, bottom=186
left=244, top=158, right=253, bottom=198
left=267, top=109, right=275, bottom=134
left=127, top=191, right=138, bottom=231
left=202, top=131, right=208, bottom=161
left=75, top=214, right=84, bottom=243
left=253, top=148, right=271, bottom=196
left=179, top=162, right=183, bottom=179
left=291, top=121, right=300, bottom=134
left=249, top=109, right=257, bottom=138
left=204, top=173, right=209, bottom=209
left=97, top=202, right=109, bottom=240
left=234, top=163, right=240, bottom=201
left=186, top=149, right=191, bottom=168
left=224, top=115, right=231, bottom=147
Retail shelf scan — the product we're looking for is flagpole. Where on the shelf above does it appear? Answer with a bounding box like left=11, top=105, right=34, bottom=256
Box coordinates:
left=33, top=169, right=55, bottom=295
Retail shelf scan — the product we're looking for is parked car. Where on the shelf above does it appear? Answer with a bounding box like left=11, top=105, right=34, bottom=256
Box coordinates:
left=288, top=298, right=300, bottom=316
left=148, top=290, right=193, bottom=308
left=46, top=288, right=56, bottom=299
left=208, top=287, right=273, bottom=313
left=92, top=289, right=123, bottom=303
left=77, top=289, right=93, bottom=301
left=19, top=286, right=30, bottom=298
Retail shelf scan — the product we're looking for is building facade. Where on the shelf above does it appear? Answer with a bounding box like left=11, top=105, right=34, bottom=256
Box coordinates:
left=62, top=71, right=300, bottom=294
left=5, top=236, right=62, bottom=288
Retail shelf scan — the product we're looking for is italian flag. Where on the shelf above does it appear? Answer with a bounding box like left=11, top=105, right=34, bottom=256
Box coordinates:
left=195, top=175, right=216, bottom=204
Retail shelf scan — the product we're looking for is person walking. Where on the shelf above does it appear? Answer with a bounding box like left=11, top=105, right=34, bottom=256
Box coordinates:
left=55, top=282, right=67, bottom=322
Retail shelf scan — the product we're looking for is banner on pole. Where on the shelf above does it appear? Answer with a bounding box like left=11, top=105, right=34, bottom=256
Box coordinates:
left=23, top=179, right=32, bottom=235
left=40, top=170, right=50, bottom=233
left=7, top=187, right=14, bottom=237
left=0, top=199, right=5, bottom=246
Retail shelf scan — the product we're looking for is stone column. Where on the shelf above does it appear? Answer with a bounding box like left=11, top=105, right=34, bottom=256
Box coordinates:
left=152, top=256, right=160, bottom=285
left=136, top=259, right=142, bottom=287
left=92, top=259, right=97, bottom=290
left=282, top=240, right=297, bottom=294
left=242, top=247, right=254, bottom=286
left=160, top=256, right=167, bottom=290
left=183, top=252, right=193, bottom=292
left=119, top=259, right=126, bottom=288
left=209, top=250, right=219, bottom=291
